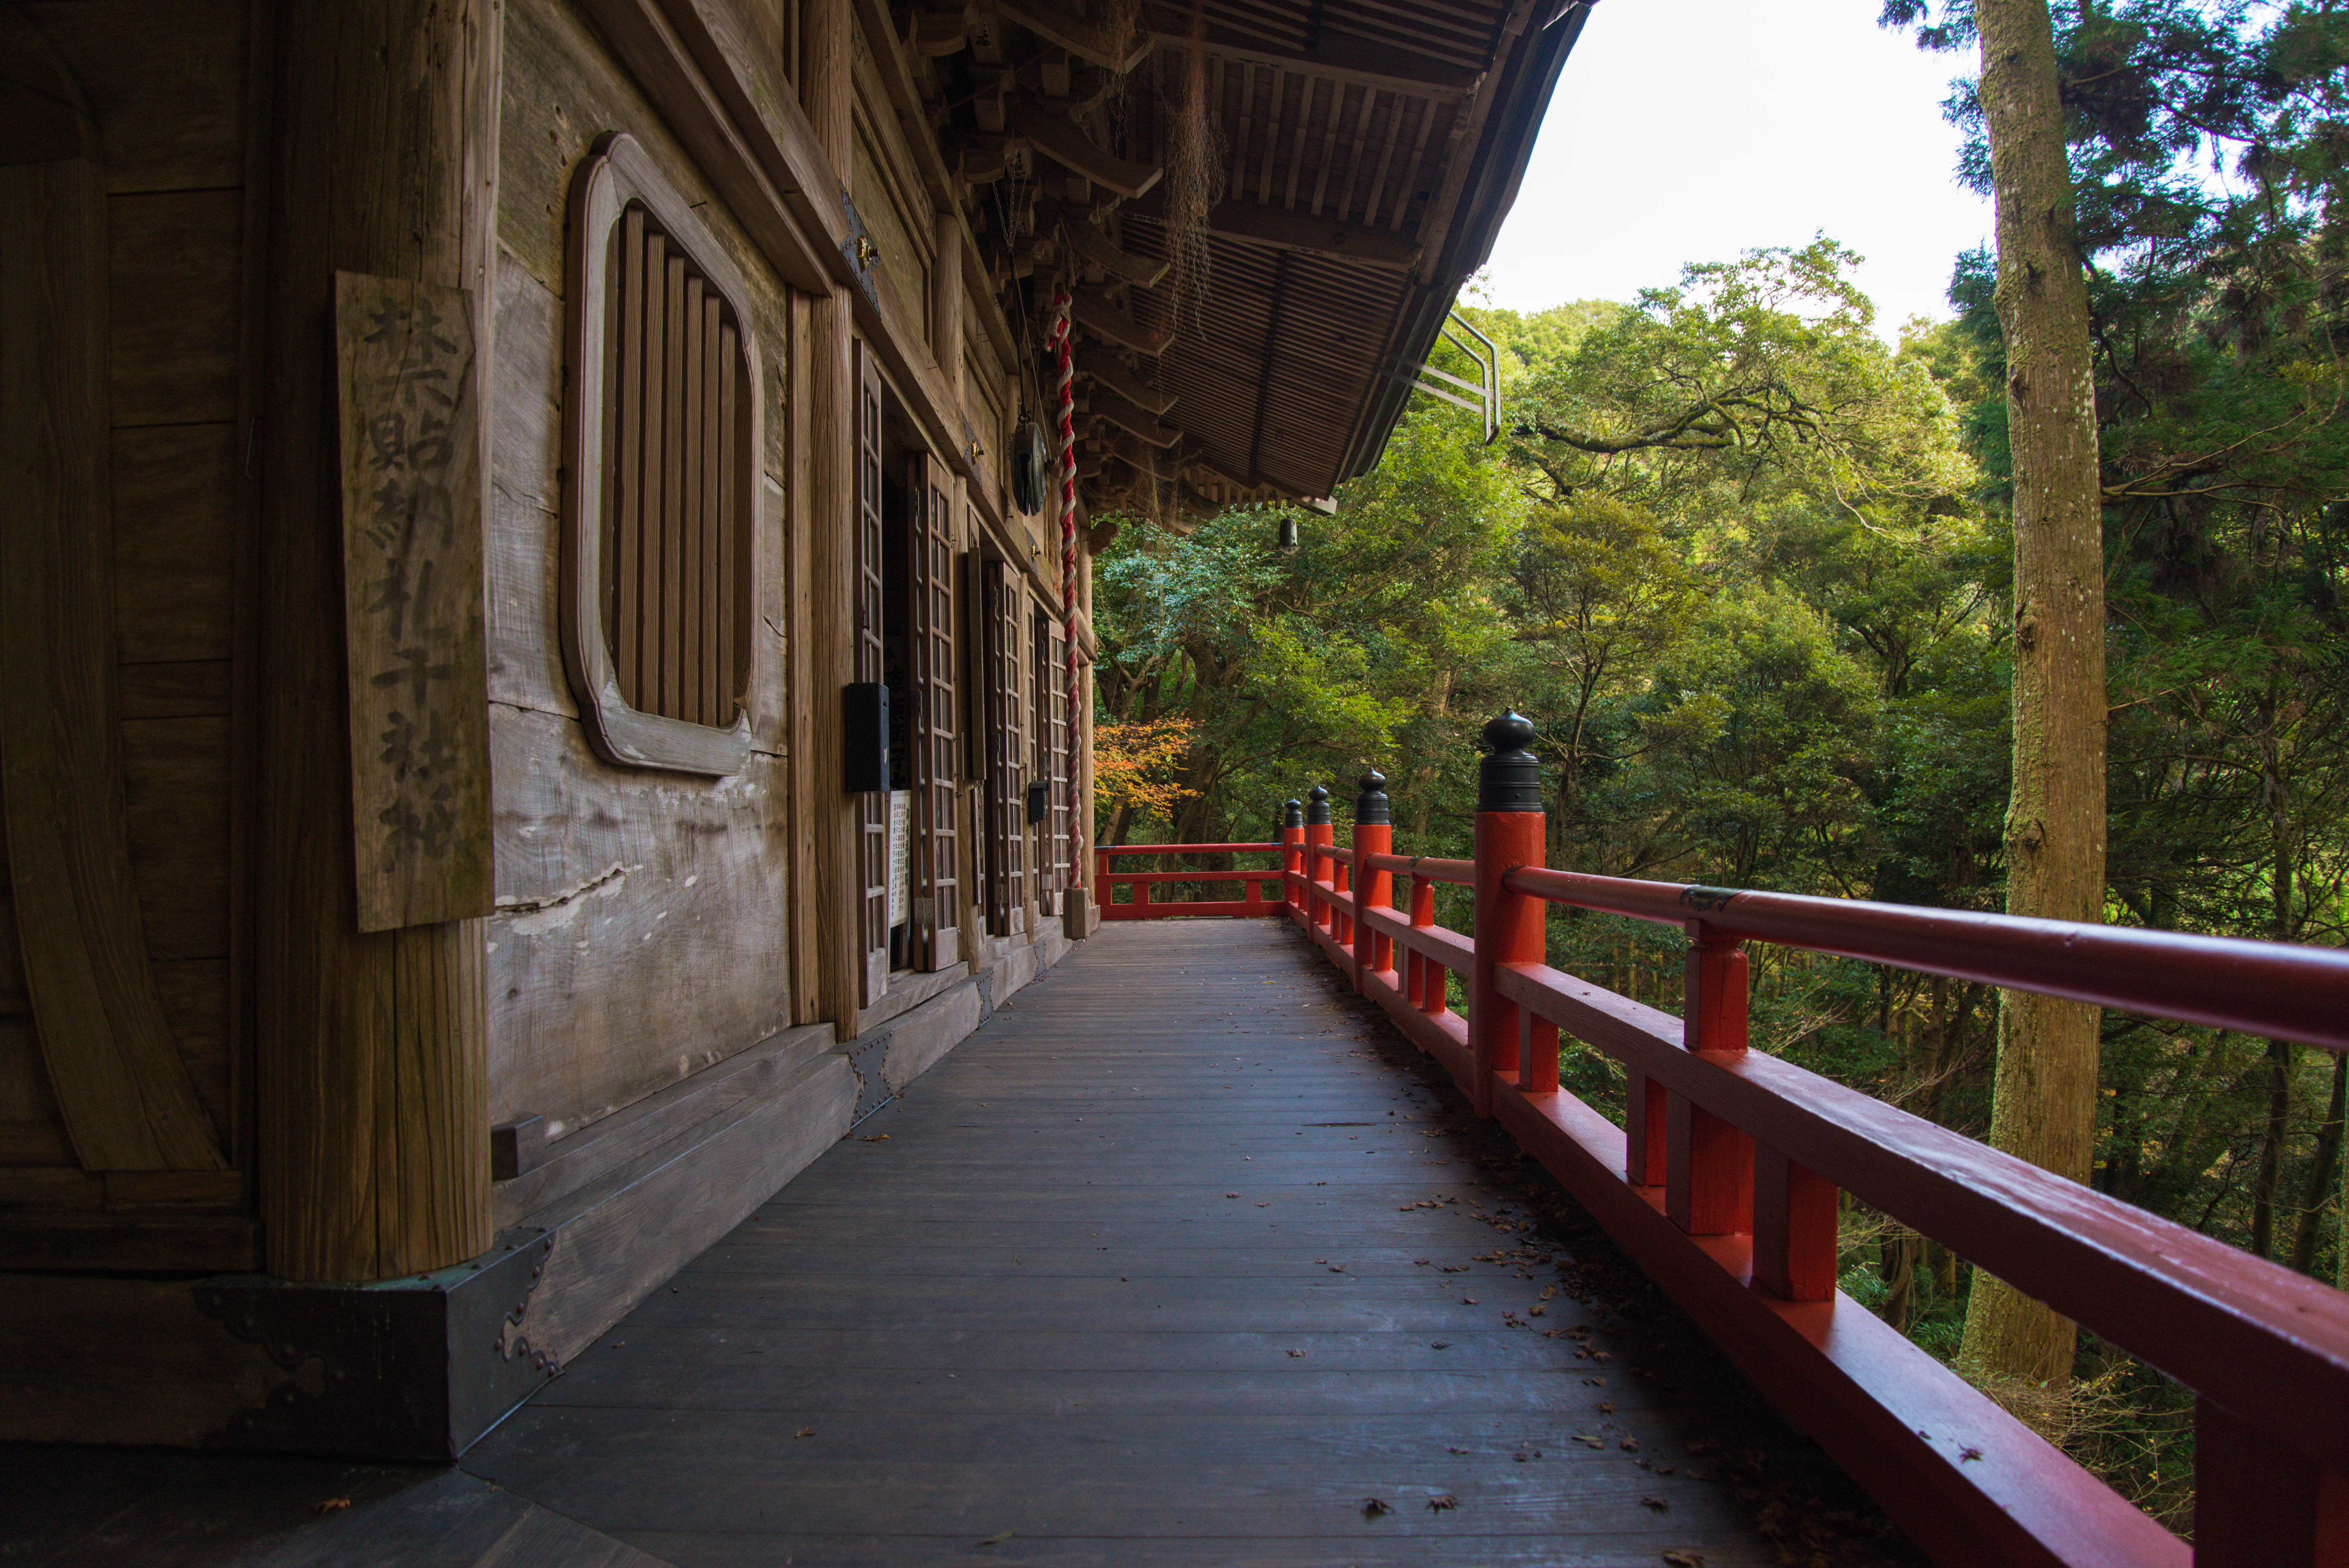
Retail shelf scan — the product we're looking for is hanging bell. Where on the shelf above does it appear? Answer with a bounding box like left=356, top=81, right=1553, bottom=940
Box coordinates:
left=1276, top=514, right=1299, bottom=553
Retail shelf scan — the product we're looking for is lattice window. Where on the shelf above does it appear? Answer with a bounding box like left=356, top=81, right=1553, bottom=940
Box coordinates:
left=1047, top=620, right=1071, bottom=908
left=984, top=558, right=1025, bottom=935
left=855, top=343, right=889, bottom=1002
left=909, top=454, right=960, bottom=969
left=562, top=132, right=760, bottom=775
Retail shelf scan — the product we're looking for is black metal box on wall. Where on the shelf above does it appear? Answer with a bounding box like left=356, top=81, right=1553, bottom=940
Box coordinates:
left=845, top=682, right=889, bottom=793
left=1025, top=780, right=1048, bottom=825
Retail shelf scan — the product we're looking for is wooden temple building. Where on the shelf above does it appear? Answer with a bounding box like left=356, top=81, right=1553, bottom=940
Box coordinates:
left=1, top=0, right=1586, bottom=1468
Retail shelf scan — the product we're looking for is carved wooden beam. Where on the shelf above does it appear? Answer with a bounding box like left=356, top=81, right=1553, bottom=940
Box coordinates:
left=1072, top=285, right=1166, bottom=355
left=992, top=0, right=1154, bottom=72
left=1077, top=355, right=1176, bottom=414
left=1008, top=100, right=1160, bottom=200
left=1050, top=202, right=1167, bottom=287
left=1141, top=8, right=1481, bottom=96
left=1092, top=385, right=1181, bottom=447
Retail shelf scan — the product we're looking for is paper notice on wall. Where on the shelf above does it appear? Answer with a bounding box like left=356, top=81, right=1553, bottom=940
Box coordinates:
left=888, top=789, right=912, bottom=928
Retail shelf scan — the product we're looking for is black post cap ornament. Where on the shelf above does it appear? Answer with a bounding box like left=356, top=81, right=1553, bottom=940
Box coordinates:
left=1355, top=769, right=1390, bottom=825
left=1305, top=784, right=1332, bottom=825
left=1283, top=798, right=1303, bottom=829
left=1477, top=710, right=1543, bottom=814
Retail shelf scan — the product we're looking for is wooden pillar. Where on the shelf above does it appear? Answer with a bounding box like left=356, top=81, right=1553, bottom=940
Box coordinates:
left=254, top=0, right=501, bottom=1281
left=800, top=0, right=863, bottom=1034
left=1470, top=712, right=1545, bottom=1118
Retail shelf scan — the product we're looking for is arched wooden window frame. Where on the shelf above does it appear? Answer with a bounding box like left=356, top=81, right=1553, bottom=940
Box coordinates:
left=560, top=131, right=761, bottom=775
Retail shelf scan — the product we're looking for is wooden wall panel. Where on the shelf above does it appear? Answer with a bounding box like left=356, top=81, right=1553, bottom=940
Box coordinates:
left=107, top=188, right=242, bottom=426
left=112, top=423, right=237, bottom=665
left=2, top=157, right=226, bottom=1174
left=485, top=704, right=792, bottom=1139
left=120, top=717, right=232, bottom=964
left=14, top=0, right=248, bottom=193
left=482, top=3, right=803, bottom=1139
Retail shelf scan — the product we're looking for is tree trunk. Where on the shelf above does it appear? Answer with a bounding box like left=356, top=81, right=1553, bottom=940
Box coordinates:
left=2291, top=1051, right=2346, bottom=1274
left=2252, top=1038, right=2294, bottom=1258
left=1959, top=0, right=2108, bottom=1386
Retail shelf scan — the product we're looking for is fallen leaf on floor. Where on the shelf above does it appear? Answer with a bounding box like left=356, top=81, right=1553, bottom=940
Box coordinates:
left=1662, top=1552, right=1706, bottom=1567
left=314, top=1499, right=351, bottom=1515
left=1414, top=1258, right=1431, bottom=1266
left=1288, top=1349, right=1306, bottom=1358
left=1426, top=1493, right=1458, bottom=1511
left=1460, top=1297, right=1478, bottom=1305
left=1598, top=1401, right=1615, bottom=1414
left=1620, top=1436, right=1640, bottom=1452
left=979, top=1529, right=1014, bottom=1546
left=1448, top=1446, right=1470, bottom=1455
left=1641, top=1496, right=1670, bottom=1513
left=1961, top=1446, right=1984, bottom=1462
left=1575, top=1433, right=1606, bottom=1449
left=856, top=1133, right=889, bottom=1142
left=1362, top=1497, right=1394, bottom=1519
left=1226, top=1193, right=1239, bottom=1199
left=793, top=1427, right=814, bottom=1438
left=1430, top=1341, right=1452, bottom=1350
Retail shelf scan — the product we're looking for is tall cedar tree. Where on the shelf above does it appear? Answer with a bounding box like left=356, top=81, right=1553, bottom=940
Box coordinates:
left=1887, top=0, right=2109, bottom=1384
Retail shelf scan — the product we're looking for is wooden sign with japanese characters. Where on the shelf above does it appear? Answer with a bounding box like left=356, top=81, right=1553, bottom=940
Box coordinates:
left=333, top=270, right=493, bottom=932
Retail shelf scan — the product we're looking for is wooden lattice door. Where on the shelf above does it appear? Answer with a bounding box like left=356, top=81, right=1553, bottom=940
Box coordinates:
left=1046, top=619, right=1071, bottom=911
left=982, top=558, right=1025, bottom=935
left=908, top=454, right=959, bottom=970
left=854, top=342, right=889, bottom=1004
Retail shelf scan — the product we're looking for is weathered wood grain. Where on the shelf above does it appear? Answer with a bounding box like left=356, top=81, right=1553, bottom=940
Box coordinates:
left=253, top=0, right=496, bottom=1279
left=0, top=1276, right=293, bottom=1445
left=107, top=187, right=242, bottom=427
left=15, top=0, right=248, bottom=193
left=456, top=922, right=1862, bottom=1566
left=118, top=660, right=235, bottom=720
left=484, top=703, right=792, bottom=1137
left=0, top=158, right=228, bottom=1173
left=121, top=715, right=232, bottom=963
left=333, top=270, right=495, bottom=932
left=111, top=422, right=239, bottom=664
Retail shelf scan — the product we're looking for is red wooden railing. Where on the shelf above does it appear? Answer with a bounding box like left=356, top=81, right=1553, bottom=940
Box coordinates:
left=1094, top=841, right=1290, bottom=920
left=1103, top=722, right=2349, bottom=1568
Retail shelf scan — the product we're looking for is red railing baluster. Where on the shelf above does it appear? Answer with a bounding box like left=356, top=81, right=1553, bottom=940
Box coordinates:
left=1281, top=799, right=1304, bottom=923
left=1520, top=1008, right=1560, bottom=1095
left=1668, top=924, right=1753, bottom=1235
left=2193, top=1398, right=2349, bottom=1567
left=1412, top=875, right=1442, bottom=1017
left=1752, top=1141, right=1837, bottom=1302
left=1470, top=713, right=1545, bottom=1119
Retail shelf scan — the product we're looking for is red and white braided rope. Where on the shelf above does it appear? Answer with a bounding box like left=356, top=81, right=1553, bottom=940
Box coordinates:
left=1050, top=287, right=1079, bottom=891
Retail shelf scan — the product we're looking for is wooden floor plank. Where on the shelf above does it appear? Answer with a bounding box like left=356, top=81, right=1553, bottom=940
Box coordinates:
left=464, top=922, right=1913, bottom=1566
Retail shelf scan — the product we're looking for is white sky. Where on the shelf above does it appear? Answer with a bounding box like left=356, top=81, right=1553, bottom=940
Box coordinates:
left=1477, top=0, right=1996, bottom=333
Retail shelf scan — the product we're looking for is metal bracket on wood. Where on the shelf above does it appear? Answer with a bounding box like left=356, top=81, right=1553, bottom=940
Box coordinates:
left=193, top=1228, right=556, bottom=1460
left=1390, top=308, right=1500, bottom=444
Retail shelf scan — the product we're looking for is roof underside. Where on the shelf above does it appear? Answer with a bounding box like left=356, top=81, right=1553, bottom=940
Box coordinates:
left=1075, top=0, right=1586, bottom=518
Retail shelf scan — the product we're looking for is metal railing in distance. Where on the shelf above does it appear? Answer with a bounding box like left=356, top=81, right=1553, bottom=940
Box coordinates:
left=1094, top=841, right=1288, bottom=920
left=1182, top=723, right=2347, bottom=1568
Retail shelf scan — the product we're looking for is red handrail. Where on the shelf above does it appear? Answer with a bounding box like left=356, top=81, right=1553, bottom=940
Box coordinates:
left=1506, top=865, right=2349, bottom=1053
left=1093, top=841, right=1288, bottom=921
left=1125, top=797, right=2349, bottom=1568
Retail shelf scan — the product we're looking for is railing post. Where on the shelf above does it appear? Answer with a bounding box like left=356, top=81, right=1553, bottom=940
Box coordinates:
left=1095, top=849, right=1110, bottom=911
left=1280, top=799, right=1303, bottom=923
left=1752, top=1142, right=1837, bottom=1301
left=1411, top=876, right=1443, bottom=1019
left=2194, top=1397, right=2349, bottom=1567
left=1305, top=785, right=1333, bottom=932
left=1352, top=770, right=1391, bottom=995
left=1666, top=923, right=1753, bottom=1234
left=1471, top=711, right=1545, bottom=1119
left=1332, top=856, right=1351, bottom=946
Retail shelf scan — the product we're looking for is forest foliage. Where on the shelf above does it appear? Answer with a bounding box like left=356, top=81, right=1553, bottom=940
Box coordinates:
left=1091, top=0, right=2348, bottom=1527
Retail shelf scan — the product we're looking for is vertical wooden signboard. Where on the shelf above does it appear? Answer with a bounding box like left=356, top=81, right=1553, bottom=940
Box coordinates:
left=909, top=455, right=961, bottom=970
left=854, top=342, right=890, bottom=1003
left=333, top=271, right=493, bottom=932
